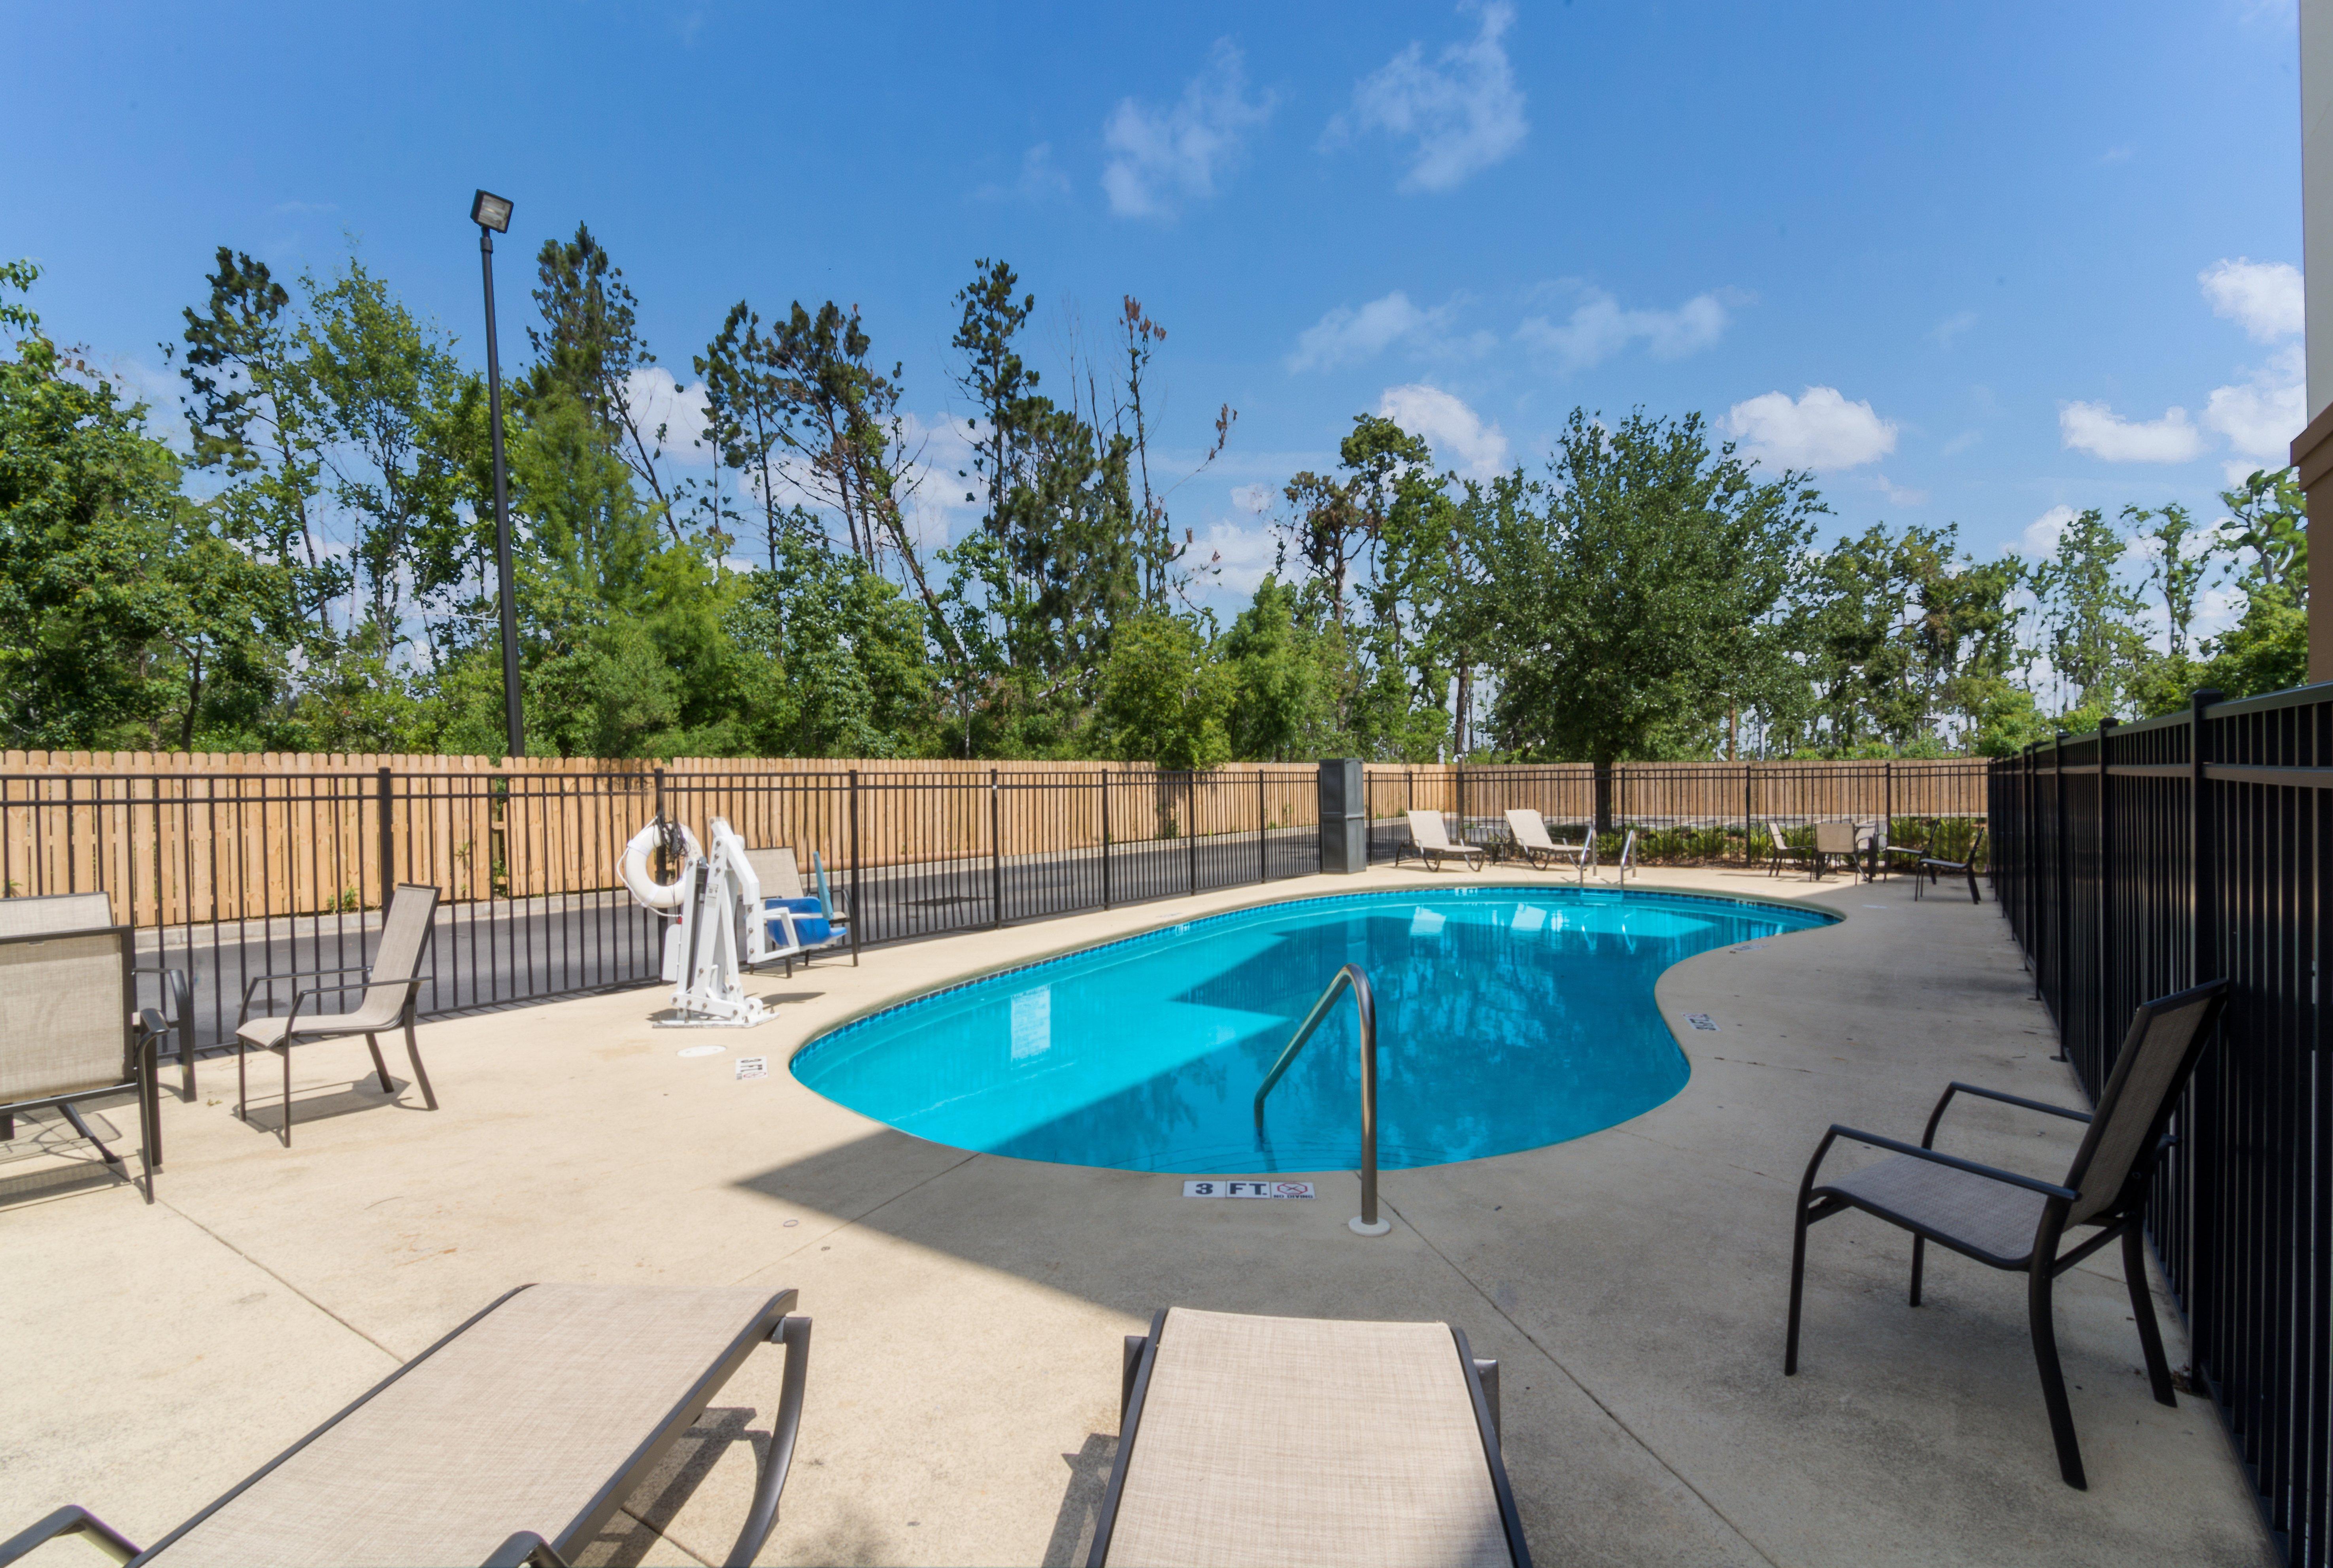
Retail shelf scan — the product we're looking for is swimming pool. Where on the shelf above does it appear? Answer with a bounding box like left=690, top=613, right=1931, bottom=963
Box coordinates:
left=790, top=887, right=1833, bottom=1174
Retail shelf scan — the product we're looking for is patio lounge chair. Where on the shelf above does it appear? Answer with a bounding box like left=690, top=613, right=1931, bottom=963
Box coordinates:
left=1, top=892, right=194, bottom=1100
left=0, top=1282, right=813, bottom=1568
left=1398, top=809, right=1486, bottom=873
left=1764, top=821, right=1814, bottom=879
left=1089, top=1307, right=1530, bottom=1567
left=1784, top=978, right=2230, bottom=1489
left=742, top=847, right=849, bottom=973
left=0, top=921, right=167, bottom=1201
left=235, top=883, right=440, bottom=1146
left=1503, top=809, right=1590, bottom=879
left=1914, top=825, right=1988, bottom=904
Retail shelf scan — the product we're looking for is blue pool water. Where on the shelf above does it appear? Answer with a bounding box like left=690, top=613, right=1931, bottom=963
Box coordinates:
left=790, top=888, right=1833, bottom=1174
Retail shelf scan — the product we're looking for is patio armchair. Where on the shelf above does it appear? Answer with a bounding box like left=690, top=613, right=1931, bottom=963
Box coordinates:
left=1089, top=1306, right=1531, bottom=1566
left=1398, top=809, right=1486, bottom=873
left=1763, top=821, right=1814, bottom=878
left=1784, top=978, right=2230, bottom=1489
left=0, top=892, right=194, bottom=1100
left=0, top=1282, right=813, bottom=1568
left=1914, top=825, right=1988, bottom=904
left=235, top=883, right=440, bottom=1146
left=1810, top=820, right=1858, bottom=880
left=0, top=921, right=167, bottom=1200
left=1503, top=809, right=1591, bottom=880
left=1880, top=829, right=1930, bottom=881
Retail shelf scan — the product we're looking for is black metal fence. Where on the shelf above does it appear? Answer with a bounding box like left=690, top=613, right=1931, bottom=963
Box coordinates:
left=0, top=765, right=1321, bottom=1055
left=1993, top=685, right=2331, bottom=1564
left=1364, top=761, right=1989, bottom=865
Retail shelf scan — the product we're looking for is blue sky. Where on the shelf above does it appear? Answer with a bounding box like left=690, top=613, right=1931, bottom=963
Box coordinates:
left=0, top=0, right=2305, bottom=621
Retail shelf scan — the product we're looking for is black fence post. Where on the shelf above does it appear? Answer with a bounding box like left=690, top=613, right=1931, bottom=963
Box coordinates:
left=1257, top=769, right=1267, bottom=883
left=1187, top=773, right=1199, bottom=894
left=376, top=767, right=394, bottom=905
left=652, top=766, right=668, bottom=884
left=2025, top=743, right=2039, bottom=994
left=1101, top=770, right=1113, bottom=910
left=2096, top=715, right=2116, bottom=1068
left=2191, top=689, right=2221, bottom=983
left=989, top=768, right=1002, bottom=930
left=1742, top=763, right=1753, bottom=866
left=2052, top=730, right=2069, bottom=1057
left=848, top=770, right=862, bottom=966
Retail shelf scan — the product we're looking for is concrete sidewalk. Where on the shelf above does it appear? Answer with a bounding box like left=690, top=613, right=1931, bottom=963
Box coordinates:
left=0, top=865, right=2275, bottom=1566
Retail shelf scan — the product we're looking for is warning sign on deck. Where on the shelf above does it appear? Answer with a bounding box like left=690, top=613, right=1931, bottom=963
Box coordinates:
left=1182, top=1180, right=1316, bottom=1199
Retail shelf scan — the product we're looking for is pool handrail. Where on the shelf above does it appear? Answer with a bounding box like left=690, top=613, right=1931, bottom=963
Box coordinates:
left=1253, top=964, right=1389, bottom=1236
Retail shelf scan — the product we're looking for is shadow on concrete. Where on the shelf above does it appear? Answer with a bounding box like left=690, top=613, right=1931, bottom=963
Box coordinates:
left=1041, top=1432, right=1117, bottom=1567
left=232, top=1076, right=430, bottom=1138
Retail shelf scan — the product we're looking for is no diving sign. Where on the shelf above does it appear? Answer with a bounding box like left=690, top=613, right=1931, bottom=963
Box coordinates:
left=1183, top=1180, right=1316, bottom=1200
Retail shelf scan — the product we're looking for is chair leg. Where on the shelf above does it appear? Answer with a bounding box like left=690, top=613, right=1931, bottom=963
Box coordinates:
left=1908, top=1234, right=1925, bottom=1306
left=1785, top=1200, right=1814, bottom=1375
left=403, top=1021, right=439, bottom=1111
left=2122, top=1223, right=2178, bottom=1407
left=59, top=1102, right=124, bottom=1170
left=280, top=1045, right=293, bottom=1149
left=237, top=1040, right=249, bottom=1123
left=364, top=1033, right=393, bottom=1094
left=2029, top=1264, right=2087, bottom=1488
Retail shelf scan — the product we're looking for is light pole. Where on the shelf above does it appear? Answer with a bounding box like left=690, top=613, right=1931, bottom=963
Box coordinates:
left=470, top=189, right=524, bottom=759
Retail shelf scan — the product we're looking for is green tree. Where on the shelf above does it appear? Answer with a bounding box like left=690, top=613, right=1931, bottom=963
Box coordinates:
left=2029, top=508, right=2145, bottom=718
left=1222, top=575, right=1351, bottom=760
left=1478, top=408, right=1819, bottom=799
left=1089, top=613, right=1232, bottom=769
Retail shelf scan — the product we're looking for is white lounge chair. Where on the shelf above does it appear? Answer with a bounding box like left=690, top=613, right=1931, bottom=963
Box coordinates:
left=1398, top=809, right=1485, bottom=873
left=1091, top=1307, right=1530, bottom=1566
left=1503, top=809, right=1591, bottom=880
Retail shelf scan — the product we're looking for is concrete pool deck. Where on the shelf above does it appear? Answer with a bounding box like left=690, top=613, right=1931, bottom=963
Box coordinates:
left=0, top=864, right=2276, bottom=1567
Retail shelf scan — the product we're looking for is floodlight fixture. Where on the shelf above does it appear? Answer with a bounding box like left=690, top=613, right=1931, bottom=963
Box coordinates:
left=470, top=189, right=513, bottom=233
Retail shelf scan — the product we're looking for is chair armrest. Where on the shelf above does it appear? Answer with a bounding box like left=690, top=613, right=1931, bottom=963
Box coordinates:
left=134, top=1007, right=169, bottom=1043
left=240, top=965, right=378, bottom=1023
left=481, top=1532, right=570, bottom=1568
left=1938, top=1081, right=2091, bottom=1124
left=1826, top=1123, right=2080, bottom=1201
left=0, top=1506, right=140, bottom=1567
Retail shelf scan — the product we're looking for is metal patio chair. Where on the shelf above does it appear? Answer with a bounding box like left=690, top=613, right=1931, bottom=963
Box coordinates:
left=0, top=921, right=167, bottom=1201
left=235, top=883, right=440, bottom=1146
left=0, top=1282, right=812, bottom=1568
left=0, top=892, right=195, bottom=1100
left=1090, top=1306, right=1530, bottom=1567
left=1763, top=821, right=1814, bottom=878
left=1784, top=978, right=2231, bottom=1489
left=1398, top=809, right=1486, bottom=872
left=1914, top=824, right=1988, bottom=904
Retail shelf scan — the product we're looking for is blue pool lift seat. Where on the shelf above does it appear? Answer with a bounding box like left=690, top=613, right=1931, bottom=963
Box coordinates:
left=743, top=847, right=850, bottom=970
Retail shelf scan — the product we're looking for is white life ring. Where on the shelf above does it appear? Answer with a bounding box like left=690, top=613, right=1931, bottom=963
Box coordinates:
left=619, top=821, right=701, bottom=911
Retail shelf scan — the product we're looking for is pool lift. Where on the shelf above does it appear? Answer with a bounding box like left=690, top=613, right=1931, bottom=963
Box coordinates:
left=617, top=814, right=809, bottom=1027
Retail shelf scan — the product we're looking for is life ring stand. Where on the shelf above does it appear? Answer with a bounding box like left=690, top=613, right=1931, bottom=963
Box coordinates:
left=620, top=818, right=702, bottom=912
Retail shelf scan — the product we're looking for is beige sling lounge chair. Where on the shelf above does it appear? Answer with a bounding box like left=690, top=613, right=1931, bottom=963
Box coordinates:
left=1398, top=809, right=1486, bottom=873
left=1786, top=979, right=2229, bottom=1489
left=1089, top=1306, right=1530, bottom=1567
left=0, top=1282, right=812, bottom=1568
left=1502, top=809, right=1590, bottom=879
left=2, top=892, right=195, bottom=1100
left=0, top=920, right=167, bottom=1201
left=235, top=883, right=440, bottom=1145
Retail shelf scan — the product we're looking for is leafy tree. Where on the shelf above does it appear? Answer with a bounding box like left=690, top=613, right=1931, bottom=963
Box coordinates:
left=1478, top=408, right=1819, bottom=804
left=2029, top=508, right=2145, bottom=717
left=1221, top=575, right=1351, bottom=760
left=2200, top=468, right=2309, bottom=699
left=1090, top=613, right=1232, bottom=769
left=725, top=519, right=934, bottom=757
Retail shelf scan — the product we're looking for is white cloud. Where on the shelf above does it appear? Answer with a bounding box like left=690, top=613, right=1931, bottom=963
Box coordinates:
left=625, top=367, right=712, bottom=463
left=1874, top=474, right=1928, bottom=507
left=1229, top=483, right=1274, bottom=514
left=1929, top=310, right=1977, bottom=348
left=1516, top=287, right=1732, bottom=369
left=2201, top=342, right=2305, bottom=463
left=978, top=143, right=1072, bottom=203
left=2058, top=400, right=2205, bottom=463
left=1102, top=42, right=1274, bottom=219
left=2018, top=504, right=2078, bottom=558
left=1940, top=429, right=1981, bottom=456
left=1723, top=387, right=1897, bottom=470
left=1376, top=383, right=1508, bottom=477
left=1188, top=519, right=1282, bottom=598
left=1334, top=2, right=1528, bottom=193
left=2199, top=257, right=2303, bottom=342
left=1287, top=290, right=1481, bottom=372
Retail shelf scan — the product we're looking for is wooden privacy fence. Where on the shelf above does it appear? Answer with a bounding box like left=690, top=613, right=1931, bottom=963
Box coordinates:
left=0, top=751, right=1991, bottom=927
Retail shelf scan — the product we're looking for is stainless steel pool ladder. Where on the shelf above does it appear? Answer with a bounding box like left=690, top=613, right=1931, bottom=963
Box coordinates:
left=1253, top=964, right=1389, bottom=1237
